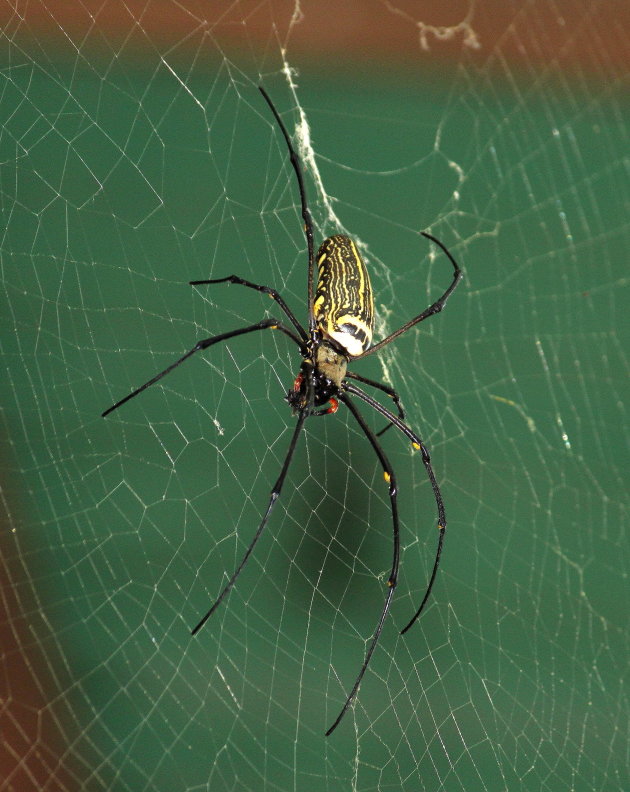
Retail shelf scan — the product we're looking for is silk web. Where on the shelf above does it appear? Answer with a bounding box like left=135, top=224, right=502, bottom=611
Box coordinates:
left=1, top=3, right=628, bottom=791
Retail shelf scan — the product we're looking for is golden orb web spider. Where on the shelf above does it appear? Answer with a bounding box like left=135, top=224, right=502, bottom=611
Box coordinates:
left=102, top=86, right=462, bottom=736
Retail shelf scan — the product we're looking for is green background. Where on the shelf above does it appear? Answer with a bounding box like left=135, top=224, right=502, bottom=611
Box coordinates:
left=2, top=27, right=628, bottom=792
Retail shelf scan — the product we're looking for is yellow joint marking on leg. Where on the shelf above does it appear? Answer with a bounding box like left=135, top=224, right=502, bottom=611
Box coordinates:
left=383, top=471, right=391, bottom=483
left=387, top=579, right=394, bottom=588
left=438, top=524, right=445, bottom=531
left=412, top=442, right=421, bottom=450
left=270, top=324, right=278, bottom=330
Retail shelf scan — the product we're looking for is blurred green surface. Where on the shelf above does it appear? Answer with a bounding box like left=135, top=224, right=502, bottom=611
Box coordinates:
left=1, top=46, right=628, bottom=792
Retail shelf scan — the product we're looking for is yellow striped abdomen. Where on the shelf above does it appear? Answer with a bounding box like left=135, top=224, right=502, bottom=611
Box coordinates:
left=313, top=235, right=374, bottom=358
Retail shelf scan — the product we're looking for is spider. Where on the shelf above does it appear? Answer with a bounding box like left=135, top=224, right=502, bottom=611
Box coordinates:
left=102, top=87, right=462, bottom=736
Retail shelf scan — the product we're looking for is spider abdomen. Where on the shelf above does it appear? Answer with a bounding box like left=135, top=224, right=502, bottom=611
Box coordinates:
left=313, top=235, right=374, bottom=358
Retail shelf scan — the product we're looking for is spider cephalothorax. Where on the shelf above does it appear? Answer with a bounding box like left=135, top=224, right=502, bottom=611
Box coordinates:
left=286, top=345, right=347, bottom=415
left=102, top=86, right=462, bottom=735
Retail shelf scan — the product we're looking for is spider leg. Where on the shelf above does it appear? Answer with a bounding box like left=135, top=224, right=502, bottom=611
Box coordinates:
left=259, top=86, right=316, bottom=338
left=357, top=231, right=462, bottom=359
left=343, top=382, right=445, bottom=635
left=190, top=275, right=308, bottom=343
left=102, top=319, right=303, bottom=418
left=191, top=408, right=307, bottom=635
left=345, top=371, right=405, bottom=437
left=325, top=393, right=400, bottom=737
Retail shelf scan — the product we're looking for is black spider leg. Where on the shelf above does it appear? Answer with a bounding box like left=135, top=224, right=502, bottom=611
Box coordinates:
left=191, top=408, right=307, bottom=635
left=101, top=319, right=303, bottom=418
left=345, top=371, right=405, bottom=438
left=343, top=382, right=445, bottom=636
left=357, top=231, right=462, bottom=360
left=325, top=393, right=400, bottom=737
left=258, top=86, right=317, bottom=340
left=190, top=276, right=308, bottom=343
